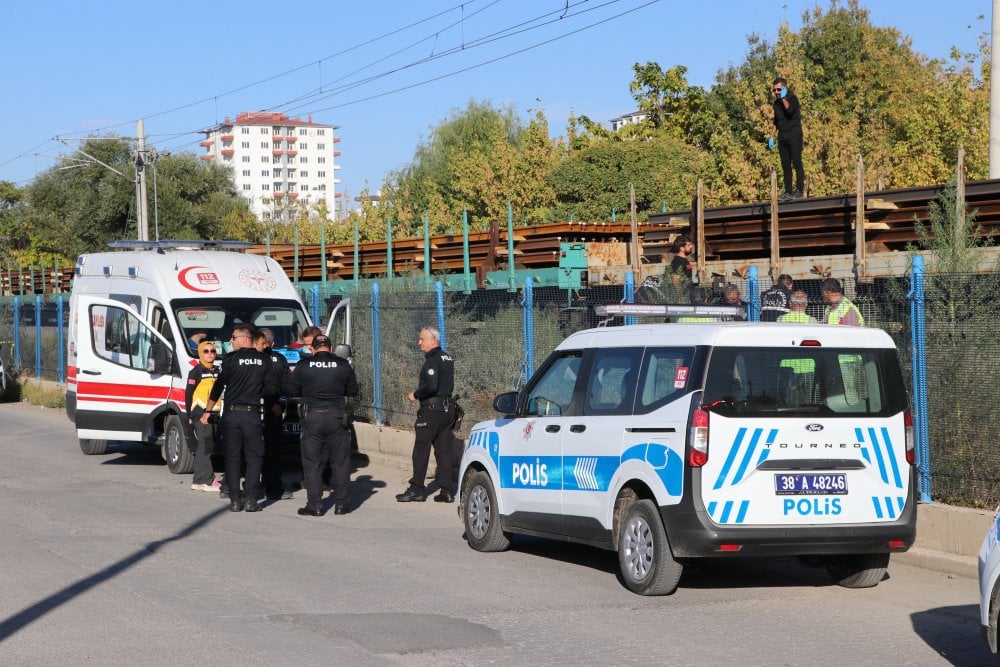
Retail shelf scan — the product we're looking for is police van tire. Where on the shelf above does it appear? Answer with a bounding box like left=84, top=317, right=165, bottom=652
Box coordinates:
left=79, top=438, right=108, bottom=455
left=618, top=499, right=683, bottom=596
left=164, top=414, right=195, bottom=475
left=827, top=552, right=889, bottom=588
left=463, top=471, right=510, bottom=552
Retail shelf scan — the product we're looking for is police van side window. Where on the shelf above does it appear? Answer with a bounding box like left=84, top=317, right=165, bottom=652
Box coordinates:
left=584, top=347, right=643, bottom=415
left=634, top=347, right=697, bottom=413
left=523, top=351, right=583, bottom=417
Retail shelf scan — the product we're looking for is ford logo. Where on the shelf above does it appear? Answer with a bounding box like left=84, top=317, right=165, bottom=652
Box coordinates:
left=805, top=423, right=824, bottom=432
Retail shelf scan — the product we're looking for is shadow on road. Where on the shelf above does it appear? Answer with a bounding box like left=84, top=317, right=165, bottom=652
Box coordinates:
left=0, top=505, right=229, bottom=642
left=97, top=442, right=165, bottom=466
left=911, top=604, right=994, bottom=666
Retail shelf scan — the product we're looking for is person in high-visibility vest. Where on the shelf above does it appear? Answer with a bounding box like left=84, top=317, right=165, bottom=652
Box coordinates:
left=821, top=278, right=864, bottom=326
left=778, top=290, right=817, bottom=324
left=678, top=287, right=715, bottom=322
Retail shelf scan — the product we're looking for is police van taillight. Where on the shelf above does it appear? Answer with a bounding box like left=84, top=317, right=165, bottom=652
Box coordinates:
left=689, top=406, right=709, bottom=467
left=904, top=409, right=915, bottom=465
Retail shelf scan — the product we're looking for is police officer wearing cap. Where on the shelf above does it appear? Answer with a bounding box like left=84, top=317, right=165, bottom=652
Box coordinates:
left=255, top=327, right=292, bottom=500
left=286, top=334, right=358, bottom=516
left=396, top=325, right=457, bottom=503
left=201, top=324, right=280, bottom=513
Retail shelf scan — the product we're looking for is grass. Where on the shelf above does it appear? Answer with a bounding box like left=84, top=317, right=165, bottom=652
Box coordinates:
left=16, top=378, right=66, bottom=409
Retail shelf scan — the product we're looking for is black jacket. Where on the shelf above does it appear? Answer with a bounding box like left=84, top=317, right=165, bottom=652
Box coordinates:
left=209, top=347, right=280, bottom=407
left=760, top=285, right=792, bottom=322
left=773, top=91, right=802, bottom=136
left=414, top=346, right=454, bottom=401
left=286, top=351, right=358, bottom=413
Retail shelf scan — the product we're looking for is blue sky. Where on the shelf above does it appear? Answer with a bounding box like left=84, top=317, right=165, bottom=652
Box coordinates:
left=0, top=0, right=989, bottom=214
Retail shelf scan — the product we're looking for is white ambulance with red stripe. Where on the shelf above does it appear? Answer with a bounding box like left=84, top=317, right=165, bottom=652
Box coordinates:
left=66, top=240, right=313, bottom=473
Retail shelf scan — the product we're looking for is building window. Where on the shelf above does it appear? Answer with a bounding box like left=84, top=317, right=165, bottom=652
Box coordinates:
left=242, top=156, right=250, bottom=163
left=301, top=184, right=309, bottom=191
left=241, top=141, right=250, bottom=148
left=261, top=156, right=270, bottom=163
left=274, top=183, right=283, bottom=192
left=241, top=127, right=250, bottom=134
left=299, top=142, right=307, bottom=150
left=300, top=171, right=308, bottom=178
left=317, top=157, right=326, bottom=164
left=246, top=197, right=253, bottom=206
left=318, top=184, right=327, bottom=191
left=242, top=170, right=251, bottom=177
left=262, top=184, right=270, bottom=191
left=299, top=157, right=308, bottom=164
left=317, top=143, right=325, bottom=150
left=317, top=129, right=325, bottom=136
left=299, top=129, right=307, bottom=135
left=318, top=171, right=326, bottom=177
left=261, top=170, right=270, bottom=177
left=260, top=127, right=269, bottom=135
left=242, top=184, right=251, bottom=191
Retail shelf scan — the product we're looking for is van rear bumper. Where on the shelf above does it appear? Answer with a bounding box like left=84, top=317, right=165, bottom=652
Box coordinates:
left=660, top=498, right=917, bottom=558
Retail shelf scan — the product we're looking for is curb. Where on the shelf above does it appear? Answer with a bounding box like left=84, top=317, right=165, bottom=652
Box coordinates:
left=894, top=546, right=977, bottom=580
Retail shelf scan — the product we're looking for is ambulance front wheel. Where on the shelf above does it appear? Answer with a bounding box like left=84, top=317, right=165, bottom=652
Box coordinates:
left=826, top=552, right=889, bottom=588
left=79, top=438, right=108, bottom=455
left=618, top=499, right=683, bottom=596
left=462, top=470, right=510, bottom=552
left=164, top=414, right=194, bottom=475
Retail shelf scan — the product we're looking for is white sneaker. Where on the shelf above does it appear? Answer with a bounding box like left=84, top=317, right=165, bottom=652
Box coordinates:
left=191, top=483, right=217, bottom=492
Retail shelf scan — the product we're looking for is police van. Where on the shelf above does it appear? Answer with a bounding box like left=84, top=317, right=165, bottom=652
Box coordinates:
left=66, top=240, right=349, bottom=474
left=458, top=307, right=916, bottom=595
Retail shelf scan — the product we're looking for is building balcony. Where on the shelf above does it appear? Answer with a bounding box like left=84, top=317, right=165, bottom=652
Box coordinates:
left=288, top=192, right=299, bottom=198
left=333, top=150, right=341, bottom=157
left=221, top=134, right=234, bottom=142
left=272, top=135, right=284, bottom=142
left=332, top=136, right=341, bottom=143
left=199, top=140, right=213, bottom=147
left=334, top=192, right=343, bottom=197
left=221, top=149, right=235, bottom=156
left=274, top=192, right=285, bottom=198
left=199, top=154, right=214, bottom=160
left=285, top=135, right=297, bottom=143
left=285, top=150, right=297, bottom=157
left=272, top=149, right=284, bottom=156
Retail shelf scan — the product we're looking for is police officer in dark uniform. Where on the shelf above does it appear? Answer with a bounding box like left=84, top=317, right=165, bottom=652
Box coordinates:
left=287, top=334, right=358, bottom=516
left=255, top=328, right=292, bottom=500
left=396, top=325, right=457, bottom=503
left=201, top=324, right=280, bottom=513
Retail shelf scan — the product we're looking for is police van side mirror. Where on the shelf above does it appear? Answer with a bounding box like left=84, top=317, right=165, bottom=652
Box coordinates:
left=493, top=391, right=518, bottom=415
left=147, top=342, right=172, bottom=375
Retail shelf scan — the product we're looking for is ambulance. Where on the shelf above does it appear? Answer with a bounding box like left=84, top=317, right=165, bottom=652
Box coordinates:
left=458, top=310, right=916, bottom=595
left=66, top=240, right=349, bottom=474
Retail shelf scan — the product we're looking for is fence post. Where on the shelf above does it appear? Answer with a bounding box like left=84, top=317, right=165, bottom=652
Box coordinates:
left=523, top=277, right=535, bottom=383
left=908, top=256, right=931, bottom=502
left=624, top=272, right=636, bottom=326
left=35, top=294, right=42, bottom=379
left=462, top=208, right=472, bottom=295
left=371, top=283, right=383, bottom=427
left=12, top=296, right=20, bottom=372
left=747, top=267, right=760, bottom=321
left=435, top=281, right=446, bottom=351
left=311, top=284, right=321, bottom=326
left=57, top=296, right=65, bottom=384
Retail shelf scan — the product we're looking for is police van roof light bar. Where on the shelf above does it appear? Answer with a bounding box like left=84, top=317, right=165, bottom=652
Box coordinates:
left=594, top=304, right=746, bottom=319
left=106, top=239, right=253, bottom=252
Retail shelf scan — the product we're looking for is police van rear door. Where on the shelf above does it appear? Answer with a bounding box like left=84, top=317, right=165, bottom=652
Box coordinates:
left=699, top=344, right=911, bottom=526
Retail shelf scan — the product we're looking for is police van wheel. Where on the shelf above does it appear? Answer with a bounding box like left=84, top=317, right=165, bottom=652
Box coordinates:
left=79, top=438, right=108, bottom=455
left=827, top=552, right=889, bottom=588
left=463, top=471, right=510, bottom=552
left=618, top=499, right=683, bottom=596
left=164, top=415, right=194, bottom=475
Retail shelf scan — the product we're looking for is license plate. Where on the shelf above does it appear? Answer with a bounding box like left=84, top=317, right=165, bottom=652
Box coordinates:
left=285, top=422, right=300, bottom=434
left=774, top=473, right=847, bottom=495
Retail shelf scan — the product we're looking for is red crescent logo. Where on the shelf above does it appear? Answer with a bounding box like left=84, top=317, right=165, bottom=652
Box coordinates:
left=178, top=266, right=221, bottom=293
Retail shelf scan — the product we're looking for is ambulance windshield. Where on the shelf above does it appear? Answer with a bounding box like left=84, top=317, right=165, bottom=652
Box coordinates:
left=172, top=298, right=309, bottom=355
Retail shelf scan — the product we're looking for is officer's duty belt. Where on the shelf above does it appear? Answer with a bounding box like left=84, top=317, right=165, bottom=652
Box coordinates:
left=227, top=404, right=261, bottom=412
left=420, top=397, right=451, bottom=410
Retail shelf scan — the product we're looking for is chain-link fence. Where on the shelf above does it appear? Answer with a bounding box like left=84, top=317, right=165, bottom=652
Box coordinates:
left=6, top=267, right=1000, bottom=508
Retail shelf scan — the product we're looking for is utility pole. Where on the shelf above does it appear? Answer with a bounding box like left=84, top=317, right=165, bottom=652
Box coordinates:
left=134, top=119, right=150, bottom=241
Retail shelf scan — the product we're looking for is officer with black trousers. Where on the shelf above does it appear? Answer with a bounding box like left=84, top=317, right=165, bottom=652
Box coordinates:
left=201, top=324, right=280, bottom=513
left=286, top=334, right=358, bottom=516
left=396, top=325, right=457, bottom=503
left=255, top=328, right=292, bottom=500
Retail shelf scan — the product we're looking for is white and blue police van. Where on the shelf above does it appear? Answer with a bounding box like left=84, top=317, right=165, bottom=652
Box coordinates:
left=458, top=306, right=916, bottom=595
left=978, top=506, right=1000, bottom=654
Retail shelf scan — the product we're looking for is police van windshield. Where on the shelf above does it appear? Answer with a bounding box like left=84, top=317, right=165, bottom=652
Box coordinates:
left=172, top=298, right=309, bottom=355
left=703, top=347, right=907, bottom=418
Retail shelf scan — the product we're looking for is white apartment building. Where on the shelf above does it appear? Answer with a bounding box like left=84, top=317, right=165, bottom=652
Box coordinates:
left=199, top=111, right=341, bottom=220
left=609, top=110, right=649, bottom=132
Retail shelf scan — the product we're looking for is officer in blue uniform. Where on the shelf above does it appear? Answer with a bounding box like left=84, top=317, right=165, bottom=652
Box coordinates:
left=287, top=334, right=359, bottom=516
left=396, top=325, right=457, bottom=503
left=201, top=324, right=280, bottom=512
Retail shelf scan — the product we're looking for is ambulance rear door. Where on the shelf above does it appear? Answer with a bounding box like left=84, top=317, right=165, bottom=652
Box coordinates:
left=72, top=295, right=179, bottom=442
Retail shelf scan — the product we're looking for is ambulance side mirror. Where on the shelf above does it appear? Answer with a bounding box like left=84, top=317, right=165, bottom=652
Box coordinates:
left=147, top=342, right=173, bottom=375
left=493, top=391, right=518, bottom=416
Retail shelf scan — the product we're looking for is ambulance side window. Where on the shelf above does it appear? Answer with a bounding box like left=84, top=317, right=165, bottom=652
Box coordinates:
left=149, top=301, right=174, bottom=346
left=93, top=305, right=157, bottom=372
left=524, top=351, right=583, bottom=417
left=584, top=347, right=642, bottom=416
left=634, top=347, right=696, bottom=413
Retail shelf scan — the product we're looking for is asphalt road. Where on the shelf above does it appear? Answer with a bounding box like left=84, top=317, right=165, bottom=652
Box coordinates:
left=0, top=403, right=993, bottom=666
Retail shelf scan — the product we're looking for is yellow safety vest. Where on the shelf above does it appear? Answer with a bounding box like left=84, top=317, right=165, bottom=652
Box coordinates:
left=825, top=298, right=864, bottom=326
left=778, top=311, right=816, bottom=324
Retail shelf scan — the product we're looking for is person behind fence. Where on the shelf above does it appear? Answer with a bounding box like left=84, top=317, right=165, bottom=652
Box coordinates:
left=678, top=287, right=715, bottom=323
left=760, top=274, right=794, bottom=322
left=287, top=334, right=358, bottom=517
left=201, top=324, right=280, bottom=513
left=669, top=234, right=695, bottom=289
left=186, top=340, right=222, bottom=493
left=255, top=328, right=293, bottom=501
left=779, top=290, right=817, bottom=324
left=720, top=283, right=748, bottom=321
left=396, top=326, right=457, bottom=503
left=821, top=278, right=864, bottom=326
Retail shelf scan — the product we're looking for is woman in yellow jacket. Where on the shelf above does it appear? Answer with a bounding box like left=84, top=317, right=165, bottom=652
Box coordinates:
left=186, top=340, right=222, bottom=492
